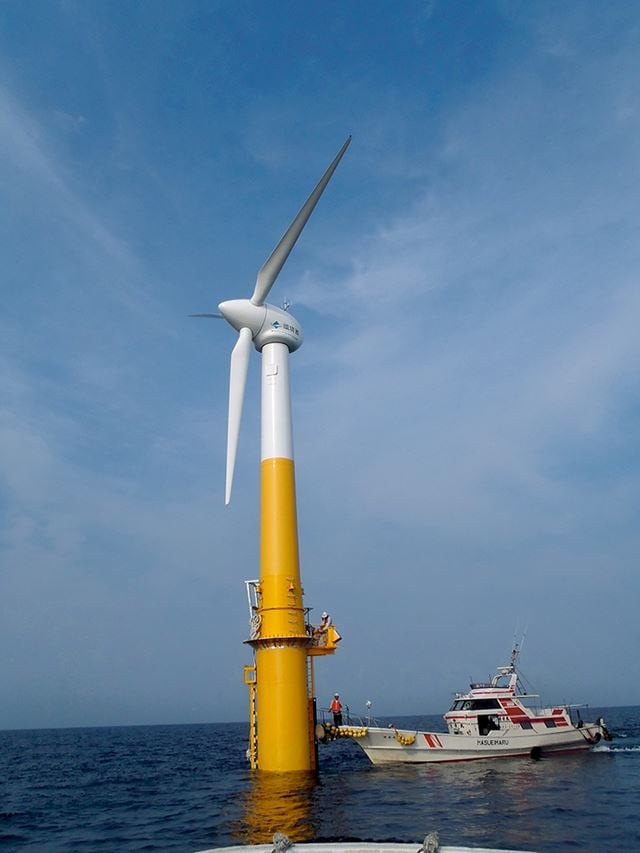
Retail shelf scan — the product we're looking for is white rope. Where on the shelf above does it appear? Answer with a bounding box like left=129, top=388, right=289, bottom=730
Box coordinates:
left=272, top=832, right=292, bottom=853
left=418, top=831, right=440, bottom=853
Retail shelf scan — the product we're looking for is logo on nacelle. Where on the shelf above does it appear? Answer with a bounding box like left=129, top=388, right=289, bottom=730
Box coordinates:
left=271, top=319, right=299, bottom=336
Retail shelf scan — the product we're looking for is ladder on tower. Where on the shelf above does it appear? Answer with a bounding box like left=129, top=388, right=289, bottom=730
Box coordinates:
left=306, top=654, right=318, bottom=771
left=244, top=665, right=258, bottom=770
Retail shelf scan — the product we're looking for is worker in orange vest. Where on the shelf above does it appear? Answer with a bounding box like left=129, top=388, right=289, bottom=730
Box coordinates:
left=330, top=693, right=343, bottom=726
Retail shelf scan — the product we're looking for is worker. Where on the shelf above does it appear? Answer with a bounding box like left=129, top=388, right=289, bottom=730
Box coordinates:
left=313, top=611, right=332, bottom=645
left=319, top=611, right=331, bottom=631
left=330, top=693, right=343, bottom=726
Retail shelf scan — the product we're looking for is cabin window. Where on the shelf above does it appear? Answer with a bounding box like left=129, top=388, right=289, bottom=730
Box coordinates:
left=450, top=698, right=501, bottom=712
left=519, top=720, right=533, bottom=730
left=544, top=720, right=557, bottom=728
left=478, top=715, right=501, bottom=736
left=467, top=699, right=501, bottom=711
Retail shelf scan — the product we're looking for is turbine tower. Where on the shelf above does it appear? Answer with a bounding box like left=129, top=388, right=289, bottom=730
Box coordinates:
left=218, top=137, right=350, bottom=772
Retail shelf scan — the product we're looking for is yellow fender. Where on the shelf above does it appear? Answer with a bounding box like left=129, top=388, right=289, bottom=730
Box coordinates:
left=394, top=730, right=416, bottom=746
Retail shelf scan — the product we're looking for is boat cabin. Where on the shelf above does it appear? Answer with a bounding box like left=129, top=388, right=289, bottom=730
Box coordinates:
left=444, top=658, right=572, bottom=739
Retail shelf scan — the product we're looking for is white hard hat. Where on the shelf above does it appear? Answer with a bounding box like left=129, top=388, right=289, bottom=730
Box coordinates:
left=334, top=692, right=339, bottom=697
left=322, top=611, right=328, bottom=618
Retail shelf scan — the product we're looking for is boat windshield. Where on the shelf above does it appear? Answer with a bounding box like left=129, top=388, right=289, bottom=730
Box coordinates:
left=449, top=698, right=501, bottom=712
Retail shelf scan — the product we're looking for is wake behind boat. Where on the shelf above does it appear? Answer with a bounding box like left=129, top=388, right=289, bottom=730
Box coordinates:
left=323, top=645, right=612, bottom=764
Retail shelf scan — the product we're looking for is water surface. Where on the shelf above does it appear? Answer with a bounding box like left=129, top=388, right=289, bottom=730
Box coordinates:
left=1, top=707, right=638, bottom=851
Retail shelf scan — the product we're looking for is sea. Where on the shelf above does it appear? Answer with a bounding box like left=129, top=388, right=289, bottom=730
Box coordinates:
left=1, top=706, right=639, bottom=852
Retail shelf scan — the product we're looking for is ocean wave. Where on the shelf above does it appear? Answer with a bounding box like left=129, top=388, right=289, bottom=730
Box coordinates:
left=595, top=745, right=640, bottom=752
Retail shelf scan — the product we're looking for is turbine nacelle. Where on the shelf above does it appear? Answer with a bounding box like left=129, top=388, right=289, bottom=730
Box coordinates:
left=218, top=299, right=303, bottom=353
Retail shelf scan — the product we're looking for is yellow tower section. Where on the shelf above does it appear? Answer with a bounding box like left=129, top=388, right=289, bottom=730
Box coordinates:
left=244, top=450, right=341, bottom=772
left=253, top=457, right=310, bottom=771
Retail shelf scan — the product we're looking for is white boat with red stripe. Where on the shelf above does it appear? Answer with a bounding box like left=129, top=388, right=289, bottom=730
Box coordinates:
left=341, top=645, right=612, bottom=764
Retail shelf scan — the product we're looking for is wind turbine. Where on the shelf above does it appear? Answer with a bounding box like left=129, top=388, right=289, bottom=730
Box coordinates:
left=213, top=136, right=351, bottom=772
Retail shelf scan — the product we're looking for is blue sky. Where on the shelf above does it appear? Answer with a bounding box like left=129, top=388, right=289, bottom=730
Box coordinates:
left=1, top=1, right=640, bottom=729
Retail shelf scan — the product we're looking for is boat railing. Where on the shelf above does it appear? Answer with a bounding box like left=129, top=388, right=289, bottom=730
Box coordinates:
left=317, top=705, right=379, bottom=727
left=319, top=705, right=351, bottom=724
left=516, top=694, right=544, bottom=710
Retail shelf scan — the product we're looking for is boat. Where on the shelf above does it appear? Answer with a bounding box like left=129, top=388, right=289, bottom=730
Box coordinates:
left=198, top=840, right=536, bottom=853
left=324, top=645, right=612, bottom=764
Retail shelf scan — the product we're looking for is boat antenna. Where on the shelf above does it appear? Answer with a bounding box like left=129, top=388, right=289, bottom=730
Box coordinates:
left=510, top=629, right=527, bottom=667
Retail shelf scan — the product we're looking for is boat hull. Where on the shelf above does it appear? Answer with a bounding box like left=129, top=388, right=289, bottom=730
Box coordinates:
left=353, top=724, right=602, bottom=764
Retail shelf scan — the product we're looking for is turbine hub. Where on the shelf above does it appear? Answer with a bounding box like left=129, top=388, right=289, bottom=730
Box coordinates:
left=218, top=299, right=265, bottom=335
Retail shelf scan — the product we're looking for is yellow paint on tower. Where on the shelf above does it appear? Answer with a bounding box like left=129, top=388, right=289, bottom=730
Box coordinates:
left=256, top=457, right=312, bottom=771
left=255, top=645, right=310, bottom=770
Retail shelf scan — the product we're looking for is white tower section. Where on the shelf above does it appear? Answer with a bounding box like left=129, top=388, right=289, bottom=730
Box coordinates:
left=261, top=342, right=294, bottom=462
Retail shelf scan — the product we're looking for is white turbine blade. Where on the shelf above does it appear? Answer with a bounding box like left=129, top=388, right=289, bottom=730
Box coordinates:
left=225, top=326, right=253, bottom=504
left=251, top=135, right=351, bottom=306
